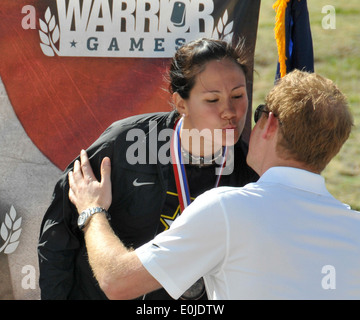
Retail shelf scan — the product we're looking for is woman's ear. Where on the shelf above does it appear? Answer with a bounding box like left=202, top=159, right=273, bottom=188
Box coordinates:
left=172, top=92, right=187, bottom=116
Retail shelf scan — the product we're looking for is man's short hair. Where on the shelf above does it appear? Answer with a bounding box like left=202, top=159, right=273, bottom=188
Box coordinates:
left=265, top=69, right=353, bottom=172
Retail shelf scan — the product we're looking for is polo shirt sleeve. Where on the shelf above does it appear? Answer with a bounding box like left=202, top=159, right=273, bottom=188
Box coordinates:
left=135, top=188, right=229, bottom=300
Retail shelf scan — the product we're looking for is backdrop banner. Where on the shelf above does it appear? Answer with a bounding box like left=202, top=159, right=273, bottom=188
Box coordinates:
left=0, top=0, right=260, bottom=299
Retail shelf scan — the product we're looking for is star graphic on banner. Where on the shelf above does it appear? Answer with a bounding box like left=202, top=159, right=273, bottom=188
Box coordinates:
left=70, top=40, right=77, bottom=48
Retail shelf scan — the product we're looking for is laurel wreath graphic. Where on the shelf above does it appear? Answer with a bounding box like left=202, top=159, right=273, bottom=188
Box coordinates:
left=0, top=206, right=22, bottom=254
left=212, top=10, right=234, bottom=42
left=39, top=7, right=60, bottom=56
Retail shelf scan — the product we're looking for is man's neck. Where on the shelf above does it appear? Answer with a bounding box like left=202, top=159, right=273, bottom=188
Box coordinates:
left=258, top=160, right=320, bottom=177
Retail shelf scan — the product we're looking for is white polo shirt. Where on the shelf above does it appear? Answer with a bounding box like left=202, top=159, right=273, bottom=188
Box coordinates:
left=135, top=167, right=360, bottom=299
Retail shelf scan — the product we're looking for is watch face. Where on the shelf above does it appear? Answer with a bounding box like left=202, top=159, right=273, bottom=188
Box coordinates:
left=78, top=212, right=87, bottom=228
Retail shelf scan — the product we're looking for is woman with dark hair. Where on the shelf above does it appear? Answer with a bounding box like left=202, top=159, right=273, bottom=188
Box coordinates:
left=38, top=38, right=258, bottom=300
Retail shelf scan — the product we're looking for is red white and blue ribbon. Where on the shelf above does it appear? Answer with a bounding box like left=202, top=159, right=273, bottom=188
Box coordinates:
left=170, top=117, right=228, bottom=213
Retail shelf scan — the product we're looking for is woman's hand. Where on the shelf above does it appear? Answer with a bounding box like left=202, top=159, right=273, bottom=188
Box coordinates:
left=68, top=150, right=112, bottom=214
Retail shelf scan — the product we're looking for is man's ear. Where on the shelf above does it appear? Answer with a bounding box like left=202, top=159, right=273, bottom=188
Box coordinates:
left=261, top=112, right=279, bottom=139
left=172, top=92, right=187, bottom=116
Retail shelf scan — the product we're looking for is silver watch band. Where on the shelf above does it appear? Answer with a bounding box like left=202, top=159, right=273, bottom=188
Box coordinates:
left=78, top=207, right=111, bottom=230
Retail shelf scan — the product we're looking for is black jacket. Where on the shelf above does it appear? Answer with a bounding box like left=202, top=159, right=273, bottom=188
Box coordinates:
left=38, top=111, right=258, bottom=300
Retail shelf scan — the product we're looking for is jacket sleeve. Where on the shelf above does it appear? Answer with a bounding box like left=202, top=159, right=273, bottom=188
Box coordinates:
left=37, top=140, right=113, bottom=299
left=37, top=168, right=79, bottom=299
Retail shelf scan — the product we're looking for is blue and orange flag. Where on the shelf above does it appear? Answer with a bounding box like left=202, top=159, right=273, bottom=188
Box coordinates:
left=273, top=0, right=314, bottom=79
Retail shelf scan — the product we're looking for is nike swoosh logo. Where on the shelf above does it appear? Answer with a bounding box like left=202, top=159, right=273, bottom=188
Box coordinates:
left=133, top=178, right=155, bottom=187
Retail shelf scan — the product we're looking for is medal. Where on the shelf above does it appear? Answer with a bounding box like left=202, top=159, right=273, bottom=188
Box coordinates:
left=170, top=117, right=228, bottom=300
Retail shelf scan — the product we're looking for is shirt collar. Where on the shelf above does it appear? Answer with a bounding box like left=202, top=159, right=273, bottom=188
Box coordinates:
left=259, top=166, right=331, bottom=197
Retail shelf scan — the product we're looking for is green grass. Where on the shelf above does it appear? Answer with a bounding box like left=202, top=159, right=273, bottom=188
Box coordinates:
left=253, top=0, right=360, bottom=211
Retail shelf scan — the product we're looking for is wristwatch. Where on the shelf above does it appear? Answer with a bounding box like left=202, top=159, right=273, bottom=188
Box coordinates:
left=77, top=207, right=111, bottom=230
